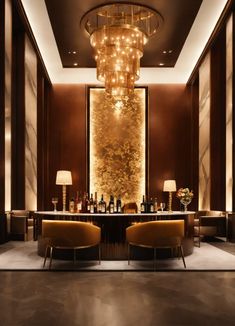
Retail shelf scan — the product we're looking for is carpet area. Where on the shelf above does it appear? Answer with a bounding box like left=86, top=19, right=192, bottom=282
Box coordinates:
left=1, top=240, right=235, bottom=270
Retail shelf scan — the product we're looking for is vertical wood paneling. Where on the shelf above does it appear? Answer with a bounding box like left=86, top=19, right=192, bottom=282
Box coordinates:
left=191, top=75, right=199, bottom=211
left=37, top=64, right=50, bottom=211
left=11, top=4, right=25, bottom=209
left=48, top=84, right=87, bottom=211
left=210, top=26, right=226, bottom=210
left=232, top=10, right=235, bottom=212
left=0, top=0, right=5, bottom=214
left=5, top=0, right=12, bottom=212
left=148, top=84, right=191, bottom=209
left=47, top=84, right=191, bottom=211
left=226, top=14, right=233, bottom=211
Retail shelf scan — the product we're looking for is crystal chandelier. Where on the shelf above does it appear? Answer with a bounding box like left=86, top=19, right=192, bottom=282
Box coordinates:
left=81, top=3, right=163, bottom=97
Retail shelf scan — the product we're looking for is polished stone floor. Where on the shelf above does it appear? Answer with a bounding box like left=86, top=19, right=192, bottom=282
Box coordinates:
left=0, top=271, right=235, bottom=326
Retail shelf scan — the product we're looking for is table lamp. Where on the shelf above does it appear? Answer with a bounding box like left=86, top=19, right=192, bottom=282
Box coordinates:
left=56, top=170, right=72, bottom=211
left=163, top=180, right=176, bottom=212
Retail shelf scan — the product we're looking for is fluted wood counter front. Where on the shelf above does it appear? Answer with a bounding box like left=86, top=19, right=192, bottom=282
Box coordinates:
left=34, top=211, right=195, bottom=259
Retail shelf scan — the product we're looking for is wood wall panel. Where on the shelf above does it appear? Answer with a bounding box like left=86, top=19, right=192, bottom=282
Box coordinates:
left=47, top=84, right=87, bottom=210
left=190, top=75, right=199, bottom=211
left=47, top=84, right=191, bottom=211
left=11, top=3, right=25, bottom=209
left=148, top=84, right=191, bottom=209
left=0, top=0, right=5, bottom=213
left=210, top=26, right=226, bottom=210
left=233, top=11, right=235, bottom=211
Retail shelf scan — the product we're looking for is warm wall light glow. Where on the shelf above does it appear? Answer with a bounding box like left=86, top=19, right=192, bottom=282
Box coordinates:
left=20, top=0, right=228, bottom=84
left=5, top=0, right=12, bottom=211
left=25, top=35, right=37, bottom=211
left=199, top=52, right=211, bottom=210
left=226, top=14, right=233, bottom=212
left=89, top=88, right=146, bottom=207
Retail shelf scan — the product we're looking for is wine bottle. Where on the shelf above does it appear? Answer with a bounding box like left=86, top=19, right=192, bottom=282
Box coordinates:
left=90, top=193, right=94, bottom=214
left=98, top=195, right=102, bottom=213
left=94, top=192, right=98, bottom=213
left=86, top=193, right=90, bottom=213
left=100, top=194, right=106, bottom=213
left=109, top=195, right=114, bottom=214
left=76, top=191, right=82, bottom=213
left=141, top=195, right=146, bottom=213
left=116, top=195, right=122, bottom=213
left=69, top=197, right=75, bottom=213
left=75, top=191, right=79, bottom=213
left=149, top=197, right=154, bottom=213
left=82, top=192, right=87, bottom=213
left=154, top=197, right=158, bottom=213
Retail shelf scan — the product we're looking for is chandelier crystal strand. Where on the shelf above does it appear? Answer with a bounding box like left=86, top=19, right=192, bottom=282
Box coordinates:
left=81, top=4, right=163, bottom=97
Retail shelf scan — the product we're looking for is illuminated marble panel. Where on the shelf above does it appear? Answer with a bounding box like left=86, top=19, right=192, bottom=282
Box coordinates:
left=226, top=14, right=233, bottom=211
left=5, top=0, right=12, bottom=211
left=199, top=52, right=211, bottom=210
left=25, top=35, right=37, bottom=210
left=89, top=89, right=146, bottom=208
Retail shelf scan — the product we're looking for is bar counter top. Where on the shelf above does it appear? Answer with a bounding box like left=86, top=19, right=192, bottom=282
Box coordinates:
left=34, top=210, right=195, bottom=216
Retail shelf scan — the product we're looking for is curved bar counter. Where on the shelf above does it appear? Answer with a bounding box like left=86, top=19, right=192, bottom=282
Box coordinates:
left=34, top=211, right=195, bottom=259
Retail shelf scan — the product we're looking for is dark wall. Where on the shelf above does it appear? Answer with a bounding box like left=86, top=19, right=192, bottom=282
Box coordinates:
left=45, top=84, right=191, bottom=211
left=46, top=84, right=87, bottom=210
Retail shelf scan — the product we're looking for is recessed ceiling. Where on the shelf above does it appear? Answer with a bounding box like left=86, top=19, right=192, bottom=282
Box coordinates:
left=44, top=0, right=202, bottom=69
left=20, top=0, right=229, bottom=84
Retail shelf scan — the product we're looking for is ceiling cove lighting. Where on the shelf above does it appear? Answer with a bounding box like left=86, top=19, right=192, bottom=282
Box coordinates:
left=81, top=3, right=163, bottom=96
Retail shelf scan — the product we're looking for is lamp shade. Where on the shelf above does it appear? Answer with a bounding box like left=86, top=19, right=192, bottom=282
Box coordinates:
left=56, top=170, right=72, bottom=185
left=163, top=180, right=176, bottom=192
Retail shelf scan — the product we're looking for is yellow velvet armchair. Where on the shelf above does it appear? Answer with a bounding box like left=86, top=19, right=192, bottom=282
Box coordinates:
left=126, top=220, right=186, bottom=269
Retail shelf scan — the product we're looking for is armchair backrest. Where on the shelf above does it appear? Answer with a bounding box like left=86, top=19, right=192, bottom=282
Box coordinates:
left=126, top=220, right=185, bottom=248
left=42, top=220, right=101, bottom=248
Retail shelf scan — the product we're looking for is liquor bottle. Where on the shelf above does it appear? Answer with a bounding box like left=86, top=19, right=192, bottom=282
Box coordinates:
left=149, top=197, right=154, bottom=213
left=76, top=192, right=82, bottom=213
left=69, top=197, right=75, bottom=213
left=109, top=195, right=114, bottom=214
left=86, top=193, right=90, bottom=213
left=140, top=195, right=146, bottom=213
left=94, top=192, right=98, bottom=213
left=75, top=191, right=79, bottom=213
left=90, top=193, right=94, bottom=214
left=116, top=195, right=122, bottom=213
left=82, top=192, right=87, bottom=213
left=98, top=195, right=102, bottom=213
left=154, top=197, right=158, bottom=213
left=100, top=194, right=106, bottom=213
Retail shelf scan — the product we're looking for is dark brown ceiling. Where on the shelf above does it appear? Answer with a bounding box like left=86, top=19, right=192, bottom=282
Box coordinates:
left=45, top=0, right=203, bottom=68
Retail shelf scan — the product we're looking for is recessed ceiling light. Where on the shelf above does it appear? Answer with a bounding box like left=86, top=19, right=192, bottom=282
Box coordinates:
left=159, top=63, right=164, bottom=66
left=73, top=51, right=77, bottom=54
left=162, top=50, right=173, bottom=54
left=73, top=62, right=78, bottom=66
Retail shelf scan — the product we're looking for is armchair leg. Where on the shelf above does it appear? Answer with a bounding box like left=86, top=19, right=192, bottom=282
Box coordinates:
left=49, top=246, right=53, bottom=269
left=98, top=244, right=101, bottom=265
left=128, top=244, right=130, bottom=265
left=43, top=246, right=49, bottom=268
left=180, top=245, right=186, bottom=268
left=153, top=248, right=157, bottom=271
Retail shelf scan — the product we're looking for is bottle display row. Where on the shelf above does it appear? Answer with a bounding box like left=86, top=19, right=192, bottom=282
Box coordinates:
left=67, top=192, right=160, bottom=214
left=69, top=192, right=122, bottom=214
